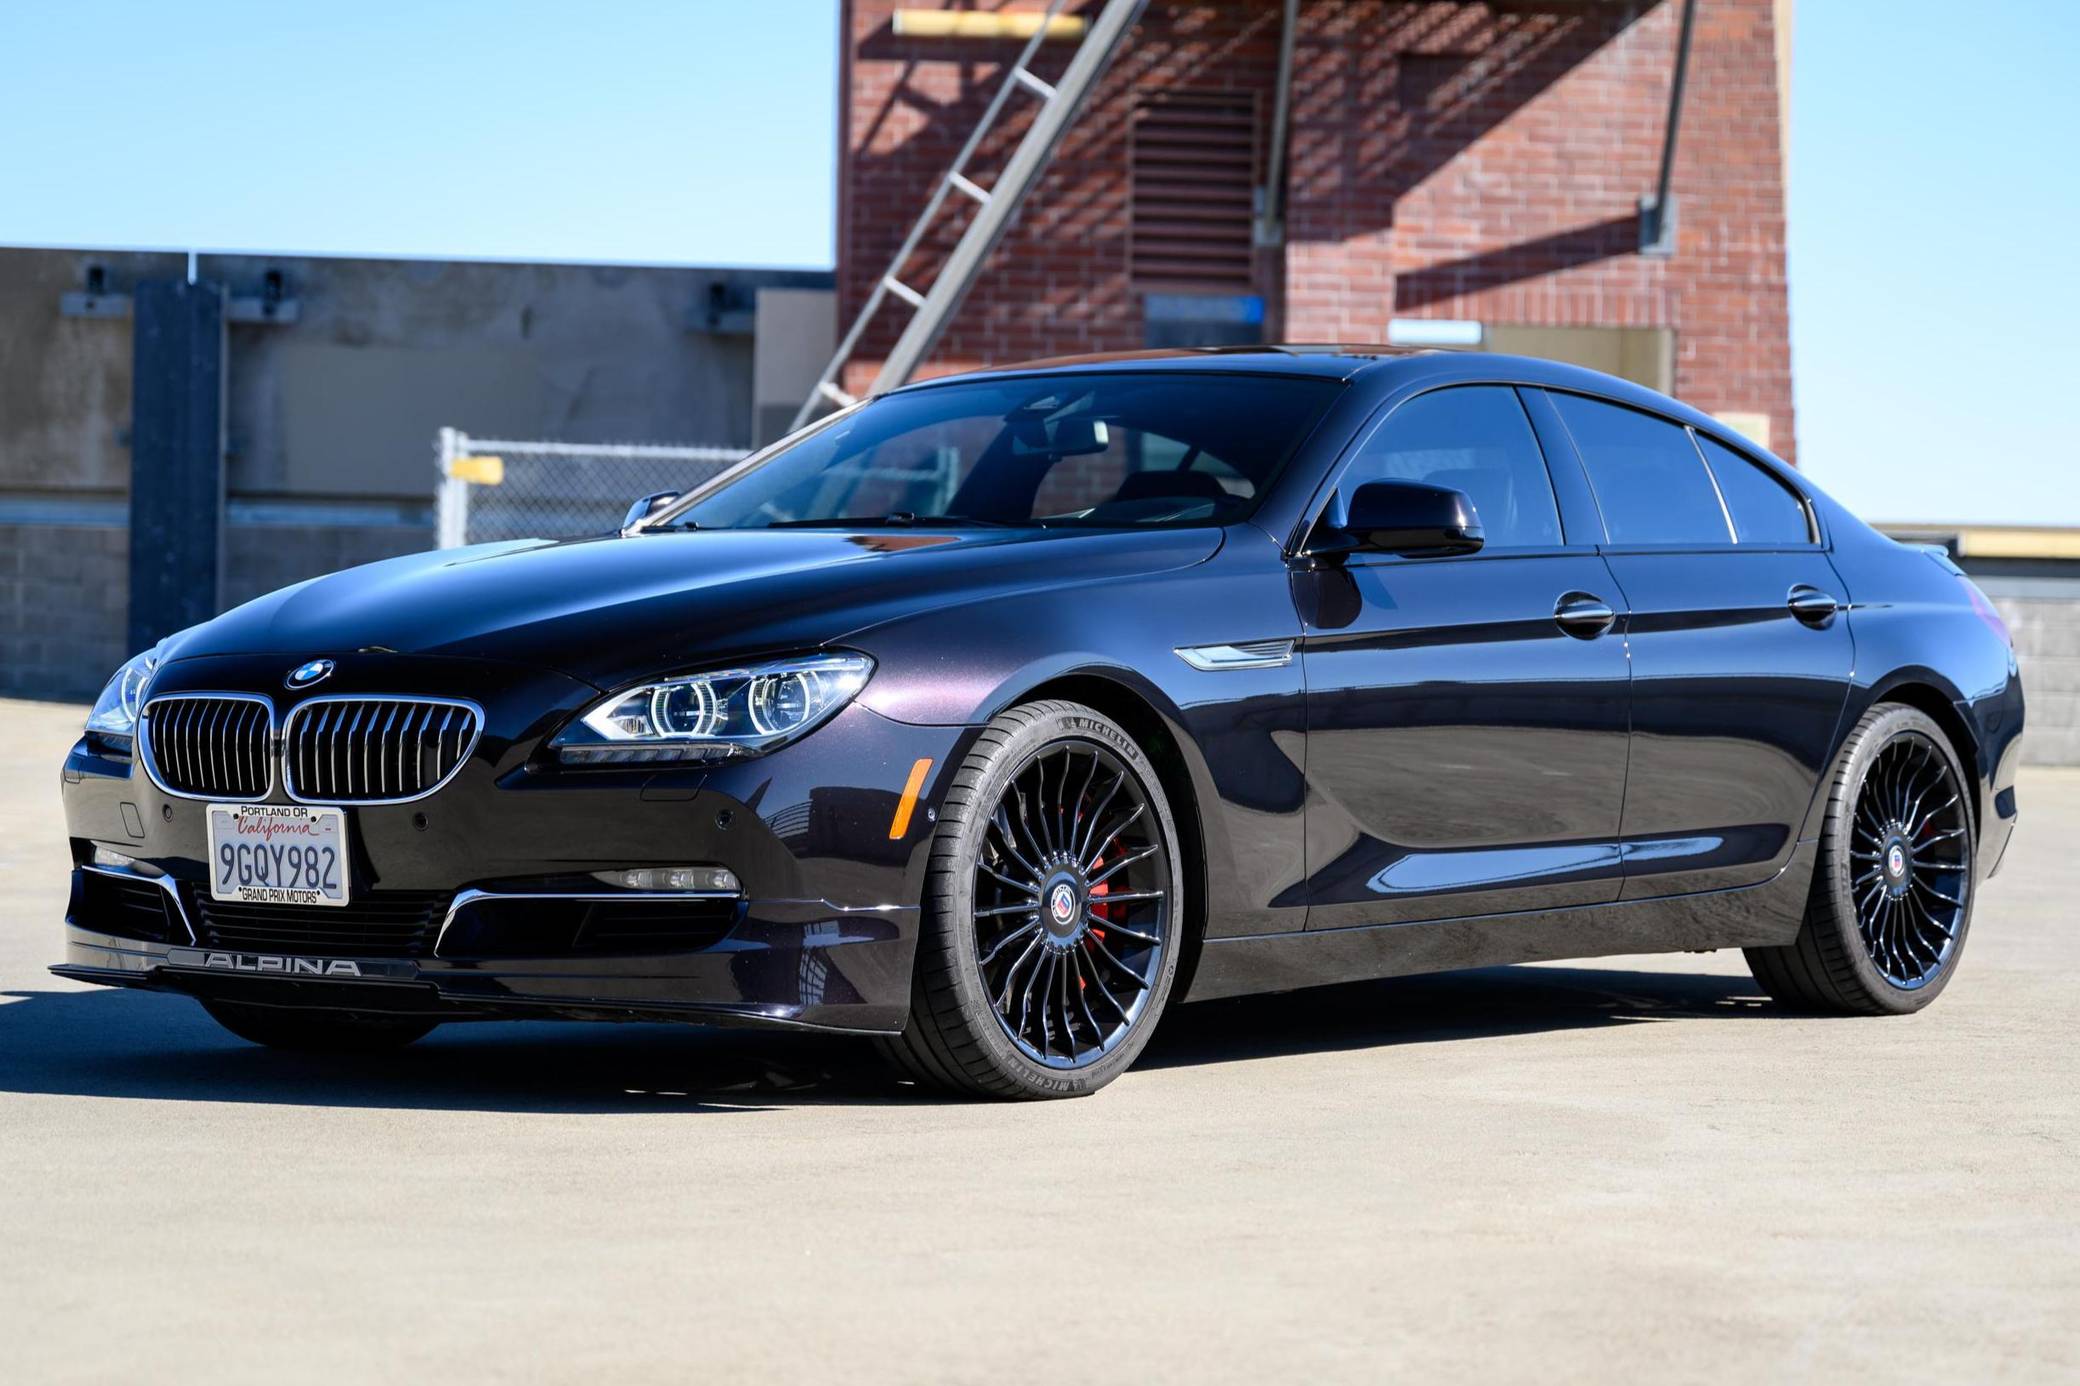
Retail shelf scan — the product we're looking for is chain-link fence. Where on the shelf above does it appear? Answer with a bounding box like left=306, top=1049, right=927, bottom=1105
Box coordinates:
left=434, top=427, right=745, bottom=548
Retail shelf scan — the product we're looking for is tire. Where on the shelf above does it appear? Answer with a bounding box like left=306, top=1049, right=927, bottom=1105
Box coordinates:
left=1744, top=703, right=1976, bottom=1014
left=880, top=700, right=1187, bottom=1099
left=201, top=999, right=439, bottom=1052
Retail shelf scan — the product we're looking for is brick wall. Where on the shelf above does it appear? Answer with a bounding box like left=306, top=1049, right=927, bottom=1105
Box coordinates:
left=839, top=0, right=1794, bottom=458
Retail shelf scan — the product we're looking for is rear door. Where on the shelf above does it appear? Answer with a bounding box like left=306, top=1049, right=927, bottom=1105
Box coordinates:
left=1540, top=391, right=1853, bottom=898
left=1299, top=384, right=1632, bottom=927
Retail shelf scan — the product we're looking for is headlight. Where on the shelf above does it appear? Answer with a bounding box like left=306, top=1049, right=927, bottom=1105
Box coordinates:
left=551, top=652, right=874, bottom=764
left=84, top=644, right=164, bottom=747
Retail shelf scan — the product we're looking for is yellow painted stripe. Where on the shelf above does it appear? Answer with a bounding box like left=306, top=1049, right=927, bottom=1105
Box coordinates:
left=889, top=758, right=934, bottom=840
left=892, top=10, right=1087, bottom=40
left=1956, top=526, right=2080, bottom=560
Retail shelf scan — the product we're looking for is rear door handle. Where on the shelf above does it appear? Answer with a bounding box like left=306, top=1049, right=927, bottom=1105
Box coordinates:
left=1787, top=584, right=1841, bottom=626
left=1555, top=593, right=1617, bottom=639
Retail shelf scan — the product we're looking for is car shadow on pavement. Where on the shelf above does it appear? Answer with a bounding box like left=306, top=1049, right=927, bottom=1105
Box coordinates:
left=0, top=963, right=1774, bottom=1113
left=1140, top=963, right=1776, bottom=1071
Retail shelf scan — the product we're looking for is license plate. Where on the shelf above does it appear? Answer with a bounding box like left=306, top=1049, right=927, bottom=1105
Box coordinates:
left=207, top=803, right=349, bottom=906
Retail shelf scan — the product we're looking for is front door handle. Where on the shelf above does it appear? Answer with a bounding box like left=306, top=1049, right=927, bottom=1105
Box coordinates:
left=1787, top=584, right=1841, bottom=626
left=1555, top=593, right=1617, bottom=639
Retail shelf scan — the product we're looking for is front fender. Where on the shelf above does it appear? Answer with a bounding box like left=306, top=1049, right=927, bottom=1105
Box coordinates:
left=850, top=530, right=1311, bottom=937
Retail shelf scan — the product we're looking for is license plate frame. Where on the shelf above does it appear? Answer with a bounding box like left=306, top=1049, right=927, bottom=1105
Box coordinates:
left=206, top=803, right=350, bottom=907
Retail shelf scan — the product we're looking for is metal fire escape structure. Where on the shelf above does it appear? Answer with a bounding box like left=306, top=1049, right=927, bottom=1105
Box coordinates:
left=791, top=0, right=1149, bottom=431
left=798, top=0, right=1702, bottom=425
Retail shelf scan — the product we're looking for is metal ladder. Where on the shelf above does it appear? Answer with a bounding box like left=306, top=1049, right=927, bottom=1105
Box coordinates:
left=791, top=0, right=1148, bottom=431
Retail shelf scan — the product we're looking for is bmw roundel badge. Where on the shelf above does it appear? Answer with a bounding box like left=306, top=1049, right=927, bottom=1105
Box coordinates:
left=286, top=658, right=336, bottom=689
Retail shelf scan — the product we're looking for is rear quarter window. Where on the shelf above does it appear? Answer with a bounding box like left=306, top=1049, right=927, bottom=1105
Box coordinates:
left=1695, top=434, right=1812, bottom=544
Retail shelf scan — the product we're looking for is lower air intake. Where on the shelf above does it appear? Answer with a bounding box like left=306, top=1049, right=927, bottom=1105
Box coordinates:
left=194, top=891, right=450, bottom=959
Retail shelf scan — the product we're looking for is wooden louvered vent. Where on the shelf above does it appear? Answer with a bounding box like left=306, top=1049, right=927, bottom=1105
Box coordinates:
left=1128, top=91, right=1259, bottom=292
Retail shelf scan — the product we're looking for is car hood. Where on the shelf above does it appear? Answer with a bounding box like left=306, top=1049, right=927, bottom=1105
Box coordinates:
left=169, top=526, right=1223, bottom=691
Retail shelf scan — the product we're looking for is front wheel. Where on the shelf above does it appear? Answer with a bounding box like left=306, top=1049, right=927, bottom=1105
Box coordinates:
left=1744, top=703, right=1977, bottom=1014
left=881, top=700, right=1186, bottom=1099
left=201, top=999, right=439, bottom=1052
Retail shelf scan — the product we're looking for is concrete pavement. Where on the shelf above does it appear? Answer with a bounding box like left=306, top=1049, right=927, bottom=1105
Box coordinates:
left=1, top=696, right=2073, bottom=1383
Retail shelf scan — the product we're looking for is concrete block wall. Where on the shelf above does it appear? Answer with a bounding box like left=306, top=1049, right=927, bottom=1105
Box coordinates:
left=0, top=522, right=128, bottom=700
left=1994, top=594, right=2080, bottom=766
left=0, top=246, right=830, bottom=699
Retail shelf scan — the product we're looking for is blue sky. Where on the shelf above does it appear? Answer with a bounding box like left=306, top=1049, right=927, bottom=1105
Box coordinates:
left=2, top=1, right=2073, bottom=524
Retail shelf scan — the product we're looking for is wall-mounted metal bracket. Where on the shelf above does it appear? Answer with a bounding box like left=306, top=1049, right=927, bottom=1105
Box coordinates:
left=689, top=280, right=757, bottom=334
left=61, top=266, right=300, bottom=323
left=1638, top=193, right=1678, bottom=259
left=225, top=296, right=301, bottom=325
left=59, top=290, right=132, bottom=319
left=1253, top=0, right=1299, bottom=249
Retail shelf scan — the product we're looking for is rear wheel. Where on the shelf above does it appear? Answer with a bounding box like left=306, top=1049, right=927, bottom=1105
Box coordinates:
left=1745, top=703, right=1976, bottom=1014
left=201, top=999, right=439, bottom=1052
left=881, top=700, right=1185, bottom=1099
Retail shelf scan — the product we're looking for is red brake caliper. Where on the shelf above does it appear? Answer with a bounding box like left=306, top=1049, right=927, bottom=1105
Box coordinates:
left=1082, top=845, right=1112, bottom=988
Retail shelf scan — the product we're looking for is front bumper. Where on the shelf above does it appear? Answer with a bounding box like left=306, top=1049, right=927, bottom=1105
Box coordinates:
left=56, top=651, right=974, bottom=1034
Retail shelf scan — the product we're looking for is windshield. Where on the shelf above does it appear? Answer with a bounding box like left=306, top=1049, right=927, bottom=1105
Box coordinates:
left=666, top=372, right=1341, bottom=530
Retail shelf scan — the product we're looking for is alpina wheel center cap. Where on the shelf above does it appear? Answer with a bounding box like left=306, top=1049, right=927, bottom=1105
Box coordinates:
left=1880, top=828, right=1914, bottom=896
left=1040, top=871, right=1086, bottom=944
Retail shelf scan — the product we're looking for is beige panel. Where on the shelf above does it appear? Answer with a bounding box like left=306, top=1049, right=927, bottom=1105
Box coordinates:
left=1713, top=411, right=1773, bottom=451
left=275, top=342, right=542, bottom=498
left=752, top=288, right=836, bottom=444
left=1484, top=324, right=1675, bottom=394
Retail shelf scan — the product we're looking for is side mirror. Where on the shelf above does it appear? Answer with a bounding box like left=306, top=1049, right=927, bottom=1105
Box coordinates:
left=1333, top=479, right=1484, bottom=556
left=620, top=490, right=682, bottom=534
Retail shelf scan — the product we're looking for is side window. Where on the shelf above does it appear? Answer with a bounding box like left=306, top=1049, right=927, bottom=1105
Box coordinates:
left=1550, top=393, right=1733, bottom=546
left=1347, top=386, right=1562, bottom=549
left=1695, top=434, right=1811, bottom=544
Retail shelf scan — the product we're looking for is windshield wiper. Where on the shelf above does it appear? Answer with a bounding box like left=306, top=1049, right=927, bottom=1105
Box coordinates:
left=764, top=513, right=1011, bottom=529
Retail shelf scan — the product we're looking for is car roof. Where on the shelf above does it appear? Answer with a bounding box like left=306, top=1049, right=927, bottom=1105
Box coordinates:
left=888, top=344, right=1427, bottom=386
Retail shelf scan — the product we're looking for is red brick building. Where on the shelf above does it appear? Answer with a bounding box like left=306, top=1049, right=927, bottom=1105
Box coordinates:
left=837, top=0, right=1795, bottom=459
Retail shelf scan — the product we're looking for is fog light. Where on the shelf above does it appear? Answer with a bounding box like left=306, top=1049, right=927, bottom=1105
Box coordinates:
left=593, top=866, right=740, bottom=893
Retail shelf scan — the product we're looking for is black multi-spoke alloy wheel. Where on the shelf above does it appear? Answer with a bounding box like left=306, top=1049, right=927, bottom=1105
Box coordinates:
left=1745, top=704, right=1976, bottom=1014
left=881, top=700, right=1185, bottom=1099
left=201, top=1000, right=439, bottom=1052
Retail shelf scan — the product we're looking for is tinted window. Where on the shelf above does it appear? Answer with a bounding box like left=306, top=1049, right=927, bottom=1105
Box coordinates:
left=1347, top=386, right=1562, bottom=549
left=1696, top=434, right=1810, bottom=544
left=677, top=373, right=1340, bottom=530
left=1551, top=393, right=1732, bottom=546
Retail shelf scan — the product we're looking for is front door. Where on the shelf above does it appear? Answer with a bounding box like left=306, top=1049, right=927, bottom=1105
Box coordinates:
left=1299, top=385, right=1632, bottom=928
